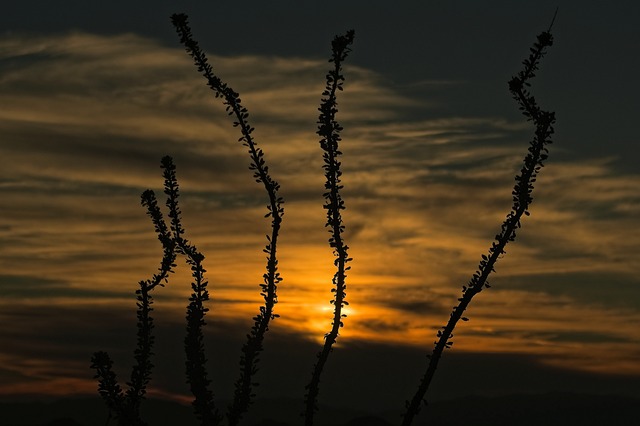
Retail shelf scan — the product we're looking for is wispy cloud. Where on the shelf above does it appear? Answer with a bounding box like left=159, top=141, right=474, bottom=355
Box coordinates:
left=1, top=31, right=639, bottom=400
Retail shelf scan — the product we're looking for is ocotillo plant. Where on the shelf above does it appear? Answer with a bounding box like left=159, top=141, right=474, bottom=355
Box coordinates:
left=92, top=156, right=222, bottom=426
left=400, top=19, right=557, bottom=426
left=163, top=156, right=222, bottom=425
left=91, top=157, right=189, bottom=426
left=92, top=12, right=557, bottom=426
left=171, top=13, right=284, bottom=426
left=303, top=29, right=355, bottom=426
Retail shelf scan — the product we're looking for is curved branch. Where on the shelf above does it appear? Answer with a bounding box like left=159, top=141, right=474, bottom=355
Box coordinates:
left=401, top=28, right=556, bottom=426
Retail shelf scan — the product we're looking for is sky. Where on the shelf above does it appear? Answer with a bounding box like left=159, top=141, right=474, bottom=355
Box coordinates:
left=1, top=0, right=639, bottom=419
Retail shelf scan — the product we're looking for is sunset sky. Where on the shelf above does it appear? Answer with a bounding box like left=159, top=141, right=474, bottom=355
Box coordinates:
left=1, top=0, right=639, bottom=416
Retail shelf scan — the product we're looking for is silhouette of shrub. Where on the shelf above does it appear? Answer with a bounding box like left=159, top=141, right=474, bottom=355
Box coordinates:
left=92, top=11, right=556, bottom=426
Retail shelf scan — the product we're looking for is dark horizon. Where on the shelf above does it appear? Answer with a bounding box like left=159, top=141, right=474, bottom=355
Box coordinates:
left=3, top=392, right=639, bottom=426
left=4, top=319, right=640, bottom=409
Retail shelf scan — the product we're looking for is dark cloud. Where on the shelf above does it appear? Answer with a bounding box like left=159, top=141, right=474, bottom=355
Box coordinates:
left=0, top=274, right=129, bottom=299
left=494, top=272, right=640, bottom=311
left=353, top=283, right=454, bottom=318
left=537, top=331, right=633, bottom=344
left=383, top=299, right=450, bottom=318
left=356, top=318, right=409, bottom=333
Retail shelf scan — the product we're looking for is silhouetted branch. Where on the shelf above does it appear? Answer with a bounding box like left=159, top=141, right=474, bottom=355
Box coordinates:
left=125, top=189, right=177, bottom=420
left=171, top=14, right=284, bottom=426
left=304, top=29, right=355, bottom=426
left=90, top=351, right=126, bottom=424
left=401, top=27, right=556, bottom=426
left=91, top=185, right=177, bottom=426
left=157, top=156, right=221, bottom=425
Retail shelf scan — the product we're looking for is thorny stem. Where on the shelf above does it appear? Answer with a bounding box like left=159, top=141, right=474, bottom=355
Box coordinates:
left=91, top=187, right=177, bottom=426
left=160, top=156, right=221, bottom=425
left=304, top=29, right=355, bottom=426
left=171, top=14, right=284, bottom=426
left=401, top=27, right=556, bottom=426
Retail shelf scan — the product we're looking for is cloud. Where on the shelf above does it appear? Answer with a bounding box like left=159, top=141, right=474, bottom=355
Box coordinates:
left=1, top=30, right=639, bottom=403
